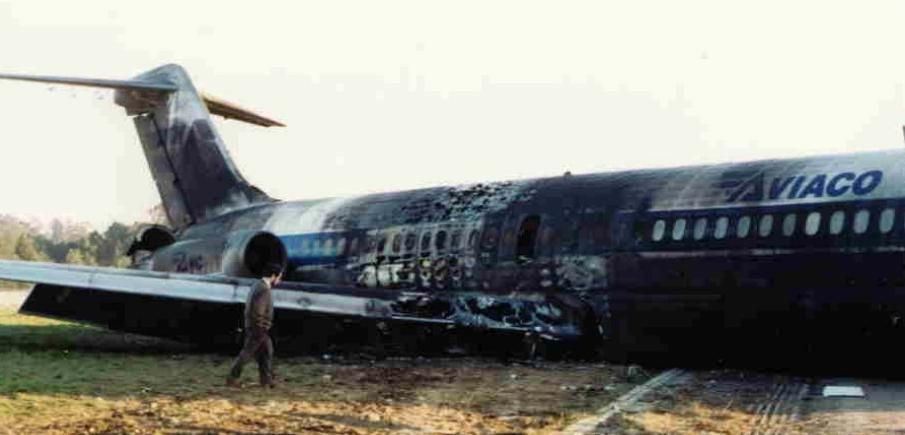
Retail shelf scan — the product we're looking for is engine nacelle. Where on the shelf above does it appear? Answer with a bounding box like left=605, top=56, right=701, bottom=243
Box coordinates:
left=127, top=225, right=177, bottom=256
left=149, top=230, right=287, bottom=278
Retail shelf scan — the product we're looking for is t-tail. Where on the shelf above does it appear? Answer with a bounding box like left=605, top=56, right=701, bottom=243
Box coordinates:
left=0, top=64, right=283, bottom=229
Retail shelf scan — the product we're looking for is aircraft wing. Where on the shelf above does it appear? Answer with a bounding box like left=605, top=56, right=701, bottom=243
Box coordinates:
left=0, top=259, right=409, bottom=345
left=0, top=260, right=581, bottom=344
left=0, top=259, right=386, bottom=316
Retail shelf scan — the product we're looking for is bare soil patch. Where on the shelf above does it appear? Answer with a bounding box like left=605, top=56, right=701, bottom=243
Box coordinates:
left=0, top=310, right=644, bottom=434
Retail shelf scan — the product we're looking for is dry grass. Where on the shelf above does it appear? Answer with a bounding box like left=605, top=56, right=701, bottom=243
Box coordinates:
left=0, top=310, right=642, bottom=434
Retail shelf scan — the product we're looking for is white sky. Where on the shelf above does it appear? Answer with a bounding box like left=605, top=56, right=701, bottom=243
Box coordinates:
left=1, top=1, right=905, bottom=229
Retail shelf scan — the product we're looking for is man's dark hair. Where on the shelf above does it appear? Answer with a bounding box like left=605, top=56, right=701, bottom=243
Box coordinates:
left=262, top=263, right=283, bottom=278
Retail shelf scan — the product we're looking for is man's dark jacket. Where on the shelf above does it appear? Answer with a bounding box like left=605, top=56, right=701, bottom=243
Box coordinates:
left=244, top=279, right=274, bottom=331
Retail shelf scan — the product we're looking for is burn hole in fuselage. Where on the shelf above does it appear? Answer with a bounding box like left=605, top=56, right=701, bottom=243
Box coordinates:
left=517, top=215, right=541, bottom=260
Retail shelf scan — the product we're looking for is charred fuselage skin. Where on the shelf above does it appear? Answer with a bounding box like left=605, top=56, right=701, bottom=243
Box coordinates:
left=144, top=148, right=905, bottom=368
left=7, top=64, right=902, bottom=369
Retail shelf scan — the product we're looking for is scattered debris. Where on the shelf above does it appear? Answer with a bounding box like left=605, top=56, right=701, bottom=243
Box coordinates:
left=822, top=385, right=865, bottom=398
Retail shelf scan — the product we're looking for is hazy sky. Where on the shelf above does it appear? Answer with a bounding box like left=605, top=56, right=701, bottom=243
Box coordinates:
left=1, top=1, right=905, bottom=229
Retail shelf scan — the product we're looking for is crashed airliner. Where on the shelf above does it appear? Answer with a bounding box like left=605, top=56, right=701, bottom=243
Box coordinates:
left=1, top=64, right=903, bottom=368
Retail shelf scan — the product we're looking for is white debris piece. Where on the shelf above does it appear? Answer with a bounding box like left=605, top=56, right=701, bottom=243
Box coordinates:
left=822, top=386, right=865, bottom=397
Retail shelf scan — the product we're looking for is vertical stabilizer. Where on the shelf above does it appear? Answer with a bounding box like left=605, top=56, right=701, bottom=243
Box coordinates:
left=116, top=64, right=275, bottom=228
left=0, top=64, right=282, bottom=230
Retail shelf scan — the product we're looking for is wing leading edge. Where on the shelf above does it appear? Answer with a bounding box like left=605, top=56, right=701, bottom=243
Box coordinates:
left=0, top=260, right=393, bottom=318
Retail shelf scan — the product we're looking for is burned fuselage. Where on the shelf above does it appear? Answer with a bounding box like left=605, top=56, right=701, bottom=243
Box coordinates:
left=128, top=147, right=905, bottom=367
left=6, top=64, right=905, bottom=369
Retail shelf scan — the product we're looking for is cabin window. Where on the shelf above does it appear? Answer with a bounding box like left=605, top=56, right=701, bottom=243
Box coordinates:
left=758, top=215, right=774, bottom=237
left=854, top=210, right=870, bottom=234
left=404, top=233, right=417, bottom=252
left=829, top=211, right=845, bottom=235
left=376, top=237, right=387, bottom=254
left=805, top=212, right=821, bottom=236
left=652, top=219, right=666, bottom=241
left=337, top=238, right=347, bottom=255
left=324, top=238, right=335, bottom=255
left=435, top=230, right=448, bottom=251
left=672, top=219, right=687, bottom=241
left=450, top=230, right=462, bottom=249
left=539, top=225, right=555, bottom=247
left=481, top=228, right=498, bottom=249
left=782, top=214, right=797, bottom=237
left=312, top=239, right=322, bottom=255
left=714, top=217, right=729, bottom=239
left=421, top=232, right=432, bottom=252
left=301, top=239, right=312, bottom=255
left=467, top=230, right=478, bottom=248
left=348, top=237, right=359, bottom=256
left=737, top=216, right=751, bottom=238
left=391, top=234, right=402, bottom=253
left=880, top=208, right=895, bottom=233
left=693, top=218, right=707, bottom=240
left=516, top=215, right=541, bottom=259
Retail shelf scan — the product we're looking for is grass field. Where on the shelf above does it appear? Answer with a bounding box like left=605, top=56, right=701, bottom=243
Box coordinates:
left=0, top=309, right=642, bottom=434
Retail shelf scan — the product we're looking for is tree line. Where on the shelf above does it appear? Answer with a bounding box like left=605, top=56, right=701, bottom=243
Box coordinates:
left=0, top=215, right=153, bottom=288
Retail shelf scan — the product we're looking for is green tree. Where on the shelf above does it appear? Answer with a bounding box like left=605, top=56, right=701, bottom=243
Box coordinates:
left=96, top=223, right=133, bottom=266
left=0, top=215, right=33, bottom=259
left=64, top=248, right=87, bottom=265
left=14, top=234, right=48, bottom=262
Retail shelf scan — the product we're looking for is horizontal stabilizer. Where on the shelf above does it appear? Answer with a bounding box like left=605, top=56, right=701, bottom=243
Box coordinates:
left=0, top=72, right=178, bottom=92
left=0, top=70, right=284, bottom=127
left=202, top=93, right=286, bottom=127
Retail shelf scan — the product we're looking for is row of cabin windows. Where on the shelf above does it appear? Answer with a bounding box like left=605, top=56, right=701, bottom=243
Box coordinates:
left=296, top=229, right=482, bottom=258
left=297, top=237, right=348, bottom=256
left=650, top=208, right=895, bottom=242
left=296, top=229, right=480, bottom=257
left=375, top=228, right=480, bottom=256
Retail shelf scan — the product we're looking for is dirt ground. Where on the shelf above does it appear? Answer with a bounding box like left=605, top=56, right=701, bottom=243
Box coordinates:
left=0, top=289, right=27, bottom=309
left=8, top=289, right=905, bottom=434
left=0, top=301, right=645, bottom=435
left=599, top=369, right=905, bottom=434
left=794, top=378, right=905, bottom=434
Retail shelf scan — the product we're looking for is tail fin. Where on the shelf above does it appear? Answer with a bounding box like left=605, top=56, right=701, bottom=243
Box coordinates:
left=0, top=64, right=282, bottom=229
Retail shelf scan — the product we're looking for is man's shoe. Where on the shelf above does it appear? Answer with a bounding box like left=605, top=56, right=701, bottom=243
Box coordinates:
left=260, top=377, right=277, bottom=388
left=225, top=377, right=241, bottom=388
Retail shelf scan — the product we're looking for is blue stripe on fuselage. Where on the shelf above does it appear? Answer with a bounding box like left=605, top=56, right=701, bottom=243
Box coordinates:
left=280, top=232, right=361, bottom=267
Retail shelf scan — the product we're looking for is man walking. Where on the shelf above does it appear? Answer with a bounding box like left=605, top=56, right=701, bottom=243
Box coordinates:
left=226, top=263, right=282, bottom=388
